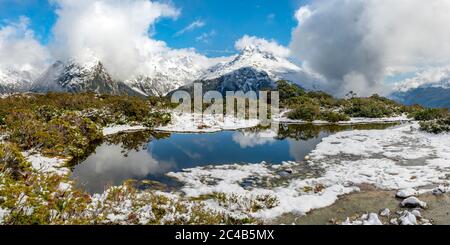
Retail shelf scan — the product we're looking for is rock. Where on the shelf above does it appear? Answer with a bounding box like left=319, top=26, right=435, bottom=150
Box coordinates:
left=400, top=211, right=418, bottom=225
left=342, top=213, right=382, bottom=226
left=304, top=155, right=311, bottom=161
left=342, top=218, right=363, bottom=226
left=380, top=208, right=391, bottom=217
left=284, top=168, right=294, bottom=174
left=277, top=171, right=291, bottom=177
left=411, top=209, right=422, bottom=219
left=432, top=186, right=449, bottom=196
left=396, top=188, right=418, bottom=199
left=363, top=213, right=383, bottom=225
left=390, top=218, right=399, bottom=225
left=421, top=219, right=432, bottom=225
left=401, top=197, right=427, bottom=209
left=240, top=178, right=257, bottom=190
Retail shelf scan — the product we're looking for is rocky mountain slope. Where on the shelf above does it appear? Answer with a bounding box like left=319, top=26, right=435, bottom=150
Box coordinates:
left=31, top=59, right=141, bottom=96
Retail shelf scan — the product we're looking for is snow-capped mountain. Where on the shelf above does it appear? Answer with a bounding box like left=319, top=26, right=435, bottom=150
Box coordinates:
left=32, top=59, right=139, bottom=96
left=0, top=68, right=35, bottom=94
left=124, top=54, right=210, bottom=97
left=202, top=45, right=317, bottom=89
left=170, top=45, right=318, bottom=96
left=390, top=67, right=450, bottom=109
left=2, top=45, right=317, bottom=97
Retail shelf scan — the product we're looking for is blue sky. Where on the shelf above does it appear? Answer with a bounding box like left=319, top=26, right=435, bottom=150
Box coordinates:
left=0, top=0, right=306, bottom=56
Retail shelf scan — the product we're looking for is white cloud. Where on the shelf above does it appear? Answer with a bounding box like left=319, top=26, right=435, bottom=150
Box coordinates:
left=175, top=19, right=205, bottom=36
left=196, top=30, right=216, bottom=43
left=232, top=131, right=276, bottom=148
left=0, top=16, right=50, bottom=77
left=235, top=35, right=290, bottom=57
left=51, top=0, right=187, bottom=80
left=290, top=0, right=450, bottom=97
left=394, top=66, right=450, bottom=92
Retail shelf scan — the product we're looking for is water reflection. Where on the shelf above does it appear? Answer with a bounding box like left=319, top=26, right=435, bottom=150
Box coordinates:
left=72, top=123, right=397, bottom=193
left=73, top=144, right=176, bottom=193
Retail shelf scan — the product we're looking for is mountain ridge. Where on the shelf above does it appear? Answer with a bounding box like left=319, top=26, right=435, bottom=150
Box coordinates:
left=1, top=46, right=316, bottom=97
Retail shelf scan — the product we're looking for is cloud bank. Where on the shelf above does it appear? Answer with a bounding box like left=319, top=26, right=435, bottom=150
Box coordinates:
left=0, top=17, right=50, bottom=78
left=51, top=0, right=203, bottom=80
left=395, top=66, right=450, bottom=92
left=290, top=0, right=450, bottom=96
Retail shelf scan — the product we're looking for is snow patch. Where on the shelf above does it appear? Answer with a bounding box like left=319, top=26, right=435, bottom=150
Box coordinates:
left=275, top=112, right=411, bottom=125
left=396, top=188, right=419, bottom=199
left=0, top=207, right=10, bottom=224
left=342, top=213, right=383, bottom=225
left=103, top=125, right=148, bottom=136
left=24, top=152, right=70, bottom=176
left=156, top=112, right=260, bottom=133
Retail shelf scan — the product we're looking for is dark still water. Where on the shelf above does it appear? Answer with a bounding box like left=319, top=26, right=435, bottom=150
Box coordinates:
left=71, top=124, right=396, bottom=193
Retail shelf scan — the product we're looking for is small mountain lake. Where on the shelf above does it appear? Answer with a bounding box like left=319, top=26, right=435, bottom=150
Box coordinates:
left=71, top=123, right=397, bottom=193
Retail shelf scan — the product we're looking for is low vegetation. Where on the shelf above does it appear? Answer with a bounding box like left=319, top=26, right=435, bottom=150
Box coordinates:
left=277, top=80, right=418, bottom=122
left=0, top=93, right=172, bottom=158
left=0, top=143, right=256, bottom=225
left=412, top=108, right=450, bottom=134
left=277, top=80, right=450, bottom=134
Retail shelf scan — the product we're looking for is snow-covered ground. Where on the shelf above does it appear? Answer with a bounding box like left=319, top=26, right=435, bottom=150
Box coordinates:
left=155, top=112, right=260, bottom=133
left=168, top=161, right=358, bottom=220
left=309, top=122, right=450, bottom=189
left=102, top=125, right=148, bottom=136
left=167, top=122, right=450, bottom=221
left=24, top=152, right=70, bottom=176
left=155, top=110, right=410, bottom=134
left=275, top=111, right=412, bottom=125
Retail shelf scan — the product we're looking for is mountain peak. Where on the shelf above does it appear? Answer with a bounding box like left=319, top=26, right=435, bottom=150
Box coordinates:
left=237, top=45, right=278, bottom=60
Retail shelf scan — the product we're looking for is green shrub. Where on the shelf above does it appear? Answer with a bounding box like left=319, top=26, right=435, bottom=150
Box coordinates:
left=0, top=143, right=31, bottom=179
left=419, top=117, right=450, bottom=134
left=413, top=108, right=449, bottom=121
left=342, top=96, right=398, bottom=118
left=0, top=93, right=173, bottom=158
left=319, top=111, right=350, bottom=123
left=287, top=102, right=320, bottom=121
left=306, top=91, right=340, bottom=108
left=44, top=113, right=103, bottom=157
left=276, top=80, right=305, bottom=104
left=5, top=109, right=46, bottom=150
left=109, top=96, right=151, bottom=122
